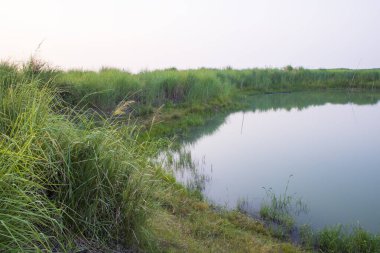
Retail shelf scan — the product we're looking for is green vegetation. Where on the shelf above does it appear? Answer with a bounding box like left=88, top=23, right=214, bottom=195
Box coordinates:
left=298, top=224, right=380, bottom=252
left=1, top=59, right=380, bottom=252
left=0, top=61, right=304, bottom=252
left=150, top=173, right=305, bottom=253
left=52, top=64, right=380, bottom=114
left=315, top=225, right=380, bottom=253
left=55, top=68, right=233, bottom=114
left=259, top=176, right=308, bottom=239
left=169, top=90, right=380, bottom=145
left=51, top=63, right=380, bottom=140
left=0, top=62, right=165, bottom=251
left=258, top=183, right=380, bottom=252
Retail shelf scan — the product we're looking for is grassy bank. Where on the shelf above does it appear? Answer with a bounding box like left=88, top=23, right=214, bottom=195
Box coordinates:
left=0, top=61, right=304, bottom=252
left=5, top=60, right=377, bottom=113
left=56, top=67, right=380, bottom=115
left=0, top=73, right=164, bottom=251
left=1, top=60, right=380, bottom=252
left=42, top=60, right=380, bottom=139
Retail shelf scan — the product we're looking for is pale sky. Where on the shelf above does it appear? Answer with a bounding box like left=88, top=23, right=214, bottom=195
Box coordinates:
left=1, top=0, right=379, bottom=72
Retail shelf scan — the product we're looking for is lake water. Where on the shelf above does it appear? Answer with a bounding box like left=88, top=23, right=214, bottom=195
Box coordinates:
left=171, top=91, right=380, bottom=233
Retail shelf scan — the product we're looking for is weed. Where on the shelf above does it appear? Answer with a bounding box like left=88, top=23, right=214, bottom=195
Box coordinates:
left=259, top=176, right=308, bottom=239
left=0, top=63, right=162, bottom=251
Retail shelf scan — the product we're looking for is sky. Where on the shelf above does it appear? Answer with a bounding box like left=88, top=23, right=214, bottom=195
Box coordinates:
left=1, top=0, right=379, bottom=72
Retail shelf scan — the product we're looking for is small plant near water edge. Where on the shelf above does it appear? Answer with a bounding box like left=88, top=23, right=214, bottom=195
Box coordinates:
left=258, top=175, right=380, bottom=252
left=259, top=175, right=308, bottom=239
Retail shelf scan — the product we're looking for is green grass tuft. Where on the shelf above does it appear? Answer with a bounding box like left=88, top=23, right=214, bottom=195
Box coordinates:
left=0, top=62, right=162, bottom=251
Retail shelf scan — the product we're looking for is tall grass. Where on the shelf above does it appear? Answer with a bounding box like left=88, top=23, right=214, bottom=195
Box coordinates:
left=55, top=68, right=141, bottom=111
left=0, top=81, right=65, bottom=252
left=0, top=62, right=161, bottom=251
left=216, top=67, right=380, bottom=91
left=55, top=68, right=233, bottom=114
left=51, top=65, right=380, bottom=114
left=298, top=224, right=380, bottom=252
left=3, top=60, right=379, bottom=115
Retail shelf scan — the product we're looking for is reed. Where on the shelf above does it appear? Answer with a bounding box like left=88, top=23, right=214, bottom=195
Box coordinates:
left=299, top=224, right=380, bottom=252
left=49, top=65, right=380, bottom=114
left=0, top=62, right=162, bottom=251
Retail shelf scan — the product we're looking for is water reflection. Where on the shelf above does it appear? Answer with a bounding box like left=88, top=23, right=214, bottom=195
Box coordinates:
left=168, top=91, right=380, bottom=233
left=160, top=148, right=211, bottom=192
left=181, top=90, right=380, bottom=144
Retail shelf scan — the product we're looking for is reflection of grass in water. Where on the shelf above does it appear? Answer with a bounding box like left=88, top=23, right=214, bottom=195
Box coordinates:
left=165, top=151, right=380, bottom=252
left=163, top=148, right=210, bottom=192
left=259, top=175, right=308, bottom=239
left=258, top=176, right=380, bottom=252
left=182, top=90, right=380, bottom=144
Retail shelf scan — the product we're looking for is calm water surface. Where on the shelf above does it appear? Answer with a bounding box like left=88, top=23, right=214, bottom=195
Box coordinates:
left=174, top=91, right=380, bottom=233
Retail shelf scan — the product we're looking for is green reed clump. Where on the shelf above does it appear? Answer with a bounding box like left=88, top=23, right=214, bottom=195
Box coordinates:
left=1, top=58, right=57, bottom=84
left=55, top=68, right=233, bottom=112
left=259, top=176, right=308, bottom=239
left=55, top=68, right=141, bottom=111
left=0, top=66, right=161, bottom=251
left=139, top=69, right=232, bottom=106
left=216, top=67, right=380, bottom=91
left=298, top=224, right=380, bottom=253
left=0, top=82, right=64, bottom=252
